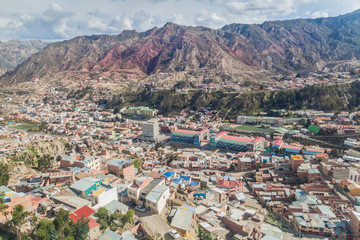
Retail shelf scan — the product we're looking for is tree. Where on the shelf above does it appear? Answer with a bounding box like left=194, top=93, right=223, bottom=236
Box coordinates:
left=165, top=153, right=178, bottom=165
left=171, top=144, right=179, bottom=152
left=96, top=207, right=108, bottom=221
left=9, top=204, right=30, bottom=240
left=98, top=219, right=108, bottom=231
left=154, top=142, right=164, bottom=151
left=330, top=149, right=339, bottom=158
left=0, top=163, right=9, bottom=186
left=72, top=217, right=89, bottom=240
left=110, top=211, right=122, bottom=222
left=198, top=226, right=212, bottom=240
left=109, top=222, right=118, bottom=231
left=53, top=209, right=71, bottom=239
left=0, top=192, right=9, bottom=222
left=37, top=154, right=54, bottom=170
left=133, top=159, right=142, bottom=171
left=121, top=210, right=134, bottom=225
left=256, top=163, right=260, bottom=172
left=35, top=219, right=58, bottom=240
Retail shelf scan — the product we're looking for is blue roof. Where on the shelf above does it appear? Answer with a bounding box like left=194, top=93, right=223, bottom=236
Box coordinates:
left=190, top=181, right=199, bottom=186
left=162, top=171, right=175, bottom=178
left=179, top=176, right=190, bottom=181
left=173, top=176, right=192, bottom=185
left=70, top=166, right=82, bottom=173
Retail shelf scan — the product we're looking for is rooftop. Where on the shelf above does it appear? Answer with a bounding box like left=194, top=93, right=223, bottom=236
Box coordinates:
left=107, top=159, right=132, bottom=168
left=146, top=186, right=169, bottom=203
left=69, top=206, right=95, bottom=223
left=171, top=205, right=195, bottom=231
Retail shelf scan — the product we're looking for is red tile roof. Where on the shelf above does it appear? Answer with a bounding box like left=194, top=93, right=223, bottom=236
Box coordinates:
left=173, top=129, right=199, bottom=135
left=252, top=137, right=264, bottom=143
left=70, top=206, right=95, bottom=223
left=88, top=217, right=100, bottom=229
left=221, top=134, right=253, bottom=143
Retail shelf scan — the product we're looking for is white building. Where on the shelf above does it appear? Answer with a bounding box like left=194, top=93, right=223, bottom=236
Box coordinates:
left=145, top=186, right=170, bottom=213
left=141, top=120, right=159, bottom=141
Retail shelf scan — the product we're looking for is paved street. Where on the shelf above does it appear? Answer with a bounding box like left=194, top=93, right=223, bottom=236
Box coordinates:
left=283, top=232, right=329, bottom=240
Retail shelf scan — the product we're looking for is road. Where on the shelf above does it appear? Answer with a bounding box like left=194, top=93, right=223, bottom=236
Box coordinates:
left=317, top=166, right=349, bottom=202
left=299, top=134, right=339, bottom=148
left=283, top=232, right=329, bottom=240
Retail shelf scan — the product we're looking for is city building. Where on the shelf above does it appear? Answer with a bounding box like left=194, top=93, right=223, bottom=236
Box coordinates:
left=145, top=185, right=170, bottom=213
left=272, top=140, right=326, bottom=155
left=107, top=159, right=135, bottom=181
left=350, top=211, right=360, bottom=237
left=69, top=206, right=100, bottom=239
left=127, top=106, right=158, bottom=118
left=210, top=132, right=265, bottom=152
left=141, top=120, right=159, bottom=141
left=290, top=155, right=304, bottom=172
left=70, top=177, right=102, bottom=197
left=171, top=205, right=195, bottom=237
left=320, top=162, right=350, bottom=180
left=170, top=128, right=209, bottom=146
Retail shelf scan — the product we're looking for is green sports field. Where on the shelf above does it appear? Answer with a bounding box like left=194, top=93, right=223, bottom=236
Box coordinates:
left=11, top=123, right=39, bottom=131
left=234, top=125, right=276, bottom=134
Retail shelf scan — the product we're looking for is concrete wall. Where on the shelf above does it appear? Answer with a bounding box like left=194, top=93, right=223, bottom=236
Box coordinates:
left=96, top=187, right=118, bottom=207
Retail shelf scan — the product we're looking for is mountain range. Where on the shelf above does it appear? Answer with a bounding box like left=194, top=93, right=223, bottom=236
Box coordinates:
left=2, top=10, right=360, bottom=86
left=0, top=40, right=47, bottom=76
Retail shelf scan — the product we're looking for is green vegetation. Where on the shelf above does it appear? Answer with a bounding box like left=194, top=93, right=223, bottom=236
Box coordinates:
left=0, top=192, right=9, bottom=222
left=133, top=159, right=143, bottom=171
left=33, top=209, right=89, bottom=240
left=26, top=146, right=39, bottom=156
left=37, top=154, right=55, bottom=171
left=96, top=207, right=109, bottom=221
left=8, top=205, right=30, bottom=239
left=234, top=125, right=276, bottom=134
left=155, top=142, right=165, bottom=151
left=121, top=209, right=134, bottom=225
left=0, top=163, right=9, bottom=186
left=96, top=207, right=135, bottom=233
left=307, top=125, right=320, bottom=134
left=198, top=226, right=212, bottom=240
left=11, top=123, right=38, bottom=131
left=101, top=81, right=360, bottom=119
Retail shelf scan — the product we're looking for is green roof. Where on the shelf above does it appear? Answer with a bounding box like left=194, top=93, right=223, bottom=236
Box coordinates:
left=172, top=131, right=196, bottom=137
left=308, top=125, right=320, bottom=134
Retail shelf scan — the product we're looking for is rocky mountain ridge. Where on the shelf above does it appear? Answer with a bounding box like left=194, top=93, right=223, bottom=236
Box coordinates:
left=0, top=40, right=47, bottom=75
left=1, top=10, right=360, bottom=86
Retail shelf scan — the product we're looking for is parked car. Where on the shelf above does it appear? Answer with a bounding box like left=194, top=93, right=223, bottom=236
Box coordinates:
left=135, top=205, right=146, bottom=212
left=293, top=233, right=304, bottom=237
left=168, top=229, right=180, bottom=239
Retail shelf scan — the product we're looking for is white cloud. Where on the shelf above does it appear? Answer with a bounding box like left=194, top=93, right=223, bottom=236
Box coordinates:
left=311, top=10, right=329, bottom=18
left=195, top=11, right=226, bottom=27
left=0, top=0, right=358, bottom=41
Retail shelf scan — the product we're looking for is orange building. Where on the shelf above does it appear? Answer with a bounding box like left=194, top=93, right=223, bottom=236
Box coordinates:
left=290, top=155, right=304, bottom=172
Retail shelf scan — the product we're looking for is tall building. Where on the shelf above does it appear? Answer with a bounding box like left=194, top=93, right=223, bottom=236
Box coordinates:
left=290, top=155, right=304, bottom=172
left=141, top=120, right=159, bottom=142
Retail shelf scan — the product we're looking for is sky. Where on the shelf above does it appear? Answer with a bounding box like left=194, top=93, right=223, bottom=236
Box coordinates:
left=1, top=0, right=360, bottom=41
